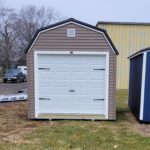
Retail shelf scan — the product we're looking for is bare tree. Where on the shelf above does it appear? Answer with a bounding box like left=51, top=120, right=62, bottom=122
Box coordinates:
left=0, top=7, right=18, bottom=72
left=0, top=4, right=64, bottom=71
left=15, top=5, right=64, bottom=65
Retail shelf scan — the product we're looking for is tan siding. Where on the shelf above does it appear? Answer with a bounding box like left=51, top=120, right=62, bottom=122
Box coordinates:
left=27, top=22, right=116, bottom=120
left=108, top=51, right=116, bottom=119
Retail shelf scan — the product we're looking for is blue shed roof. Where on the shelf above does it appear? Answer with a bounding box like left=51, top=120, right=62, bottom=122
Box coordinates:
left=128, top=47, right=150, bottom=59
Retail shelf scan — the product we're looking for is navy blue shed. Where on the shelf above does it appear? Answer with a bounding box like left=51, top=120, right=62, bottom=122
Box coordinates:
left=128, top=47, right=150, bottom=122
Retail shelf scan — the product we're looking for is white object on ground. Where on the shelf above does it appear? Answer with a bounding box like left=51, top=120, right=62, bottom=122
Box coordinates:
left=0, top=93, right=27, bottom=102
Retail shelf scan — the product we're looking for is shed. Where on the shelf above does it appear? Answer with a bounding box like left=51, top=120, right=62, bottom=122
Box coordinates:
left=26, top=18, right=119, bottom=120
left=128, top=47, right=150, bottom=122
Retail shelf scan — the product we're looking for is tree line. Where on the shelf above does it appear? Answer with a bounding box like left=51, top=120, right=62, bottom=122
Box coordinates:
left=0, top=4, right=63, bottom=72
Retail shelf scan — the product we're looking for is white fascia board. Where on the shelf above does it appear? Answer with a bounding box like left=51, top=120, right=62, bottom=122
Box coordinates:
left=105, top=52, right=109, bottom=119
left=34, top=51, right=39, bottom=118
left=35, top=51, right=109, bottom=55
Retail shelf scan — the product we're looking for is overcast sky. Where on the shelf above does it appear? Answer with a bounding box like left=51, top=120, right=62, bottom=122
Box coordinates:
left=3, top=0, right=150, bottom=25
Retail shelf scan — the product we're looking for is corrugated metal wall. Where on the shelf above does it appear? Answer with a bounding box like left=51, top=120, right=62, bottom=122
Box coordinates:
left=97, top=23, right=150, bottom=89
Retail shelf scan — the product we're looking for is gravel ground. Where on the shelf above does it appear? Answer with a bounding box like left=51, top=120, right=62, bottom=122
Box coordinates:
left=0, top=82, right=27, bottom=95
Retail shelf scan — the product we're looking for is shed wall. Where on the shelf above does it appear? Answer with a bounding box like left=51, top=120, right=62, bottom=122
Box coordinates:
left=27, top=23, right=116, bottom=120
left=143, top=51, right=150, bottom=122
left=128, top=54, right=143, bottom=119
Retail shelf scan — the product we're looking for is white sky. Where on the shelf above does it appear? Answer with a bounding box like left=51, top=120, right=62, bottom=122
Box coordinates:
left=3, top=0, right=150, bottom=25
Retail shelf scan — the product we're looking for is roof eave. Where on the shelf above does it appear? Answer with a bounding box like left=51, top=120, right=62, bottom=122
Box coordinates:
left=97, top=21, right=150, bottom=26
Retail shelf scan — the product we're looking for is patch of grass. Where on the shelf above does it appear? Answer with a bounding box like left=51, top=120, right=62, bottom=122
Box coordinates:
left=0, top=91, right=150, bottom=150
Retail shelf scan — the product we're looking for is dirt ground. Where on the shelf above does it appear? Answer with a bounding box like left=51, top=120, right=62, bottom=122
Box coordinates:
left=0, top=82, right=27, bottom=95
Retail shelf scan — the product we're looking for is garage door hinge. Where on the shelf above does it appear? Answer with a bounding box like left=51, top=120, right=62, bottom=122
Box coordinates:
left=38, top=68, right=50, bottom=70
left=39, top=98, right=51, bottom=100
left=93, top=69, right=105, bottom=71
left=93, top=99, right=104, bottom=101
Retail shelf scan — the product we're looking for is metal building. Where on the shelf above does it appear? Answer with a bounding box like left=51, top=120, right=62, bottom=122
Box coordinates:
left=97, top=22, right=150, bottom=89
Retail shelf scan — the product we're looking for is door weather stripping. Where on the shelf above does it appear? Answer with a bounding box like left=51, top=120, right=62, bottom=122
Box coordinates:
left=39, top=98, right=51, bottom=100
left=93, top=99, right=105, bottom=101
left=38, top=68, right=50, bottom=70
left=93, top=68, right=105, bottom=71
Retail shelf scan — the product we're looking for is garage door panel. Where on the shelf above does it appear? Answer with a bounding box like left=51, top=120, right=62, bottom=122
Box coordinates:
left=39, top=87, right=105, bottom=96
left=38, top=65, right=106, bottom=74
left=89, top=72, right=106, bottom=80
left=38, top=72, right=73, bottom=80
left=71, top=80, right=105, bottom=87
left=39, top=87, right=70, bottom=95
left=39, top=80, right=71, bottom=87
left=38, top=95, right=105, bottom=102
left=39, top=72, right=106, bottom=80
left=39, top=101, right=105, bottom=114
left=88, top=80, right=105, bottom=88
left=38, top=54, right=106, bottom=64
left=71, top=88, right=105, bottom=96
left=37, top=54, right=107, bottom=115
left=39, top=80, right=105, bottom=88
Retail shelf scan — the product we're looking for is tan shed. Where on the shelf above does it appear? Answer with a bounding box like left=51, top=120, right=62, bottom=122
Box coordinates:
left=26, top=18, right=119, bottom=120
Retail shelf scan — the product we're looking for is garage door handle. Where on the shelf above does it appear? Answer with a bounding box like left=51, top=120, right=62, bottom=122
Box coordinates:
left=93, top=99, right=104, bottom=101
left=38, top=68, right=50, bottom=70
left=39, top=98, right=51, bottom=100
left=69, top=90, right=75, bottom=92
left=93, top=69, right=105, bottom=71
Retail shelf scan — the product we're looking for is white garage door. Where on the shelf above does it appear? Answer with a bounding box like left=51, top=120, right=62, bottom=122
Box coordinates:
left=36, top=53, right=107, bottom=115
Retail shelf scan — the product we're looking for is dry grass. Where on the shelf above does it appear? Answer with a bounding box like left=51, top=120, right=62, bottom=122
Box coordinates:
left=0, top=91, right=150, bottom=150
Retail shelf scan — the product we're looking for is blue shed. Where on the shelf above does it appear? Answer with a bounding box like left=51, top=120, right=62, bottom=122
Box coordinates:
left=128, top=47, right=150, bottom=122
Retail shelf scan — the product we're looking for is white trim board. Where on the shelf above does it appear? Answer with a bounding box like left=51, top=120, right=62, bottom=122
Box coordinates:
left=140, top=52, right=147, bottom=120
left=27, top=21, right=116, bottom=55
left=34, top=51, right=39, bottom=117
left=34, top=51, right=110, bottom=119
left=34, top=51, right=109, bottom=55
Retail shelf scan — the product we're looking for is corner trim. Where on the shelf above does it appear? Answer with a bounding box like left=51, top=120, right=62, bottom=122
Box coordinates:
left=140, top=52, right=147, bottom=120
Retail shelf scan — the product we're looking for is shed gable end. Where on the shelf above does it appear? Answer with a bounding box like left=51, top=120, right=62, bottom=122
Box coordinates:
left=32, top=22, right=112, bottom=51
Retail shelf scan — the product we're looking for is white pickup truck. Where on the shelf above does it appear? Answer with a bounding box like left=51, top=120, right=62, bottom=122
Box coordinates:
left=17, top=66, right=27, bottom=81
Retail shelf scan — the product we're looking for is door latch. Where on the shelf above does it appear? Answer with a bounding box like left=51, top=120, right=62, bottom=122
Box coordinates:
left=39, top=98, right=51, bottom=100
left=93, top=68, right=105, bottom=71
left=93, top=99, right=104, bottom=101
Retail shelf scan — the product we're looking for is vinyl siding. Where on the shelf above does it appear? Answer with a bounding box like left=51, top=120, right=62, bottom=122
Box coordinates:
left=27, top=23, right=116, bottom=120
left=98, top=24, right=150, bottom=89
